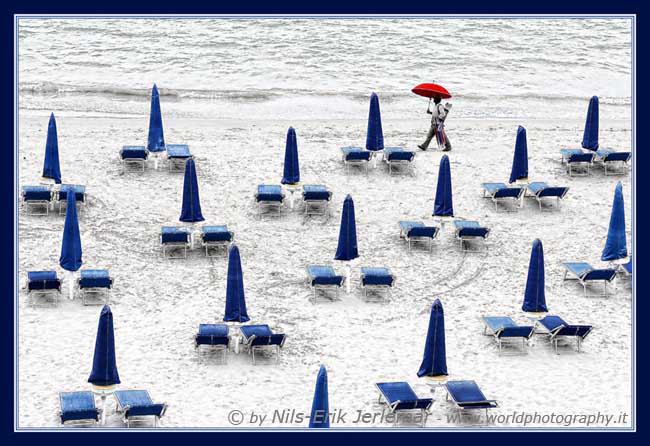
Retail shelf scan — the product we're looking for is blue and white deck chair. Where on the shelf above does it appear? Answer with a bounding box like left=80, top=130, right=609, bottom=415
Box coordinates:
left=562, top=262, right=616, bottom=297
left=59, top=391, right=100, bottom=426
left=306, top=265, right=344, bottom=300
left=255, top=185, right=285, bottom=216
left=160, top=226, right=191, bottom=259
left=120, top=146, right=149, bottom=172
left=22, top=185, right=53, bottom=215
left=445, top=381, right=498, bottom=417
left=195, top=324, right=230, bottom=364
left=340, top=146, right=370, bottom=175
left=595, top=148, right=631, bottom=175
left=538, top=316, right=593, bottom=354
left=166, top=144, right=192, bottom=172
left=78, top=269, right=113, bottom=305
left=113, top=390, right=167, bottom=428
left=454, top=220, right=489, bottom=252
left=560, top=149, right=594, bottom=176
left=302, top=185, right=332, bottom=217
left=58, top=184, right=86, bottom=215
left=239, top=324, right=286, bottom=364
left=620, top=256, right=632, bottom=278
left=375, top=382, right=433, bottom=427
left=482, top=317, right=534, bottom=355
left=199, top=225, right=233, bottom=257
left=382, top=147, right=415, bottom=176
left=526, top=182, right=569, bottom=211
left=27, top=271, right=61, bottom=307
left=481, top=183, right=524, bottom=212
left=398, top=221, right=439, bottom=252
left=360, top=267, right=395, bottom=300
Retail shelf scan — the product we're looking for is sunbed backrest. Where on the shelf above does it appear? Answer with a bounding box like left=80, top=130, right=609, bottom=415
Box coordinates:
left=494, top=187, right=522, bottom=199
left=250, top=334, right=286, bottom=347
left=409, top=226, right=438, bottom=238
left=604, top=152, right=631, bottom=162
left=583, top=269, right=616, bottom=282
left=569, top=153, right=594, bottom=163
left=537, top=187, right=568, bottom=198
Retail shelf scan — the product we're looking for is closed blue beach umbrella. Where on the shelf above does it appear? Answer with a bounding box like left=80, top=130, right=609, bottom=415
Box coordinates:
left=417, top=299, right=448, bottom=378
left=365, top=92, right=384, bottom=152
left=433, top=155, right=454, bottom=217
left=281, top=127, right=300, bottom=185
left=335, top=195, right=359, bottom=293
left=509, top=126, right=528, bottom=183
left=147, top=84, right=165, bottom=153
left=60, top=192, right=82, bottom=300
left=522, top=239, right=548, bottom=313
left=582, top=96, right=599, bottom=151
left=179, top=158, right=205, bottom=223
left=88, top=305, right=121, bottom=387
left=224, top=244, right=250, bottom=323
left=602, top=181, right=628, bottom=262
left=309, top=365, right=330, bottom=428
left=42, top=113, right=61, bottom=184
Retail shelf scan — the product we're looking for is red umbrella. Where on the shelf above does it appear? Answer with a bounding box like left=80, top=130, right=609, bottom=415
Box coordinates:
left=412, top=83, right=452, bottom=99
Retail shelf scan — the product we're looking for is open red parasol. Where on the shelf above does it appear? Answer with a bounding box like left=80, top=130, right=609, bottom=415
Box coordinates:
left=412, top=83, right=452, bottom=99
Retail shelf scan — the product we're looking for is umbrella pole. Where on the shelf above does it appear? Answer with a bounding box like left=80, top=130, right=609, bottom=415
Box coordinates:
left=154, top=154, right=159, bottom=170
left=68, top=271, right=75, bottom=300
left=346, top=263, right=352, bottom=294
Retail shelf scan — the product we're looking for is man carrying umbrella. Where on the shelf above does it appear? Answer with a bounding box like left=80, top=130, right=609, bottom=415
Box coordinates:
left=413, top=82, right=453, bottom=152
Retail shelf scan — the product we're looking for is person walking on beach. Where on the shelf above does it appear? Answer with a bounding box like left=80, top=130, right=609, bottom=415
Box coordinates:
left=418, top=97, right=452, bottom=151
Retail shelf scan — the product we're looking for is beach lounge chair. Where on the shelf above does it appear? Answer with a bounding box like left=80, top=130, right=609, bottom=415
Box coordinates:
left=302, top=185, right=332, bottom=217
left=341, top=146, right=370, bottom=175
left=538, top=316, right=593, bottom=353
left=78, top=269, right=113, bottom=305
left=255, top=185, right=285, bottom=216
left=454, top=220, right=489, bottom=252
left=382, top=147, right=415, bottom=176
left=595, top=149, right=631, bottom=175
left=562, top=150, right=594, bottom=176
left=360, top=267, right=395, bottom=300
left=21, top=185, right=52, bottom=215
left=239, top=324, right=286, bottom=364
left=620, top=256, right=633, bottom=278
left=160, top=226, right=191, bottom=259
left=375, top=382, right=433, bottom=427
left=113, top=390, right=167, bottom=427
left=398, top=221, right=439, bottom=252
left=482, top=317, right=534, bottom=354
left=58, top=184, right=86, bottom=215
left=195, top=324, right=230, bottom=363
left=306, top=265, right=344, bottom=300
left=445, top=381, right=498, bottom=417
left=525, top=182, right=569, bottom=211
left=562, top=262, right=617, bottom=297
left=481, top=183, right=524, bottom=212
left=560, top=148, right=583, bottom=164
left=199, top=225, right=233, bottom=257
left=27, top=271, right=61, bottom=307
left=59, top=391, right=100, bottom=426
left=120, top=145, right=149, bottom=172
left=166, top=144, right=192, bottom=172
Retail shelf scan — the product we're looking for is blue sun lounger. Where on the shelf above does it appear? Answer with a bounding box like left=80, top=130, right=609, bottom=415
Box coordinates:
left=302, top=185, right=332, bottom=217
left=195, top=324, right=230, bottom=363
left=595, top=148, right=631, bottom=175
left=382, top=147, right=415, bottom=175
left=58, top=184, right=86, bottom=215
left=562, top=262, right=617, bottom=297
left=166, top=144, right=192, bottom=172
left=22, top=185, right=53, bottom=215
left=482, top=183, right=524, bottom=211
left=341, top=146, right=370, bottom=175
left=398, top=221, right=439, bottom=252
left=360, top=267, right=395, bottom=300
left=306, top=265, right=344, bottom=300
left=255, top=185, right=285, bottom=216
left=538, top=316, right=593, bottom=354
left=120, top=145, right=149, bottom=172
left=27, top=271, right=61, bottom=307
left=59, top=391, right=100, bottom=426
left=482, top=317, right=534, bottom=355
left=454, top=220, right=490, bottom=252
left=113, top=390, right=167, bottom=428
left=160, top=226, right=191, bottom=259
left=445, top=381, right=498, bottom=416
left=525, top=182, right=569, bottom=211
left=239, top=324, right=286, bottom=364
left=199, top=225, right=233, bottom=257
left=78, top=269, right=113, bottom=306
left=560, top=149, right=595, bottom=176
left=376, top=382, right=433, bottom=427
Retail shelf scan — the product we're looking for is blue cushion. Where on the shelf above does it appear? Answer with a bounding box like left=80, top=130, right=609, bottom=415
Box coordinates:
left=526, top=182, right=547, bottom=194
left=303, top=185, right=331, bottom=201
left=22, top=186, right=52, bottom=201
left=556, top=325, right=593, bottom=338
left=201, top=226, right=232, bottom=242
left=166, top=144, right=191, bottom=158
left=361, top=267, right=394, bottom=286
left=409, top=226, right=438, bottom=238
left=161, top=226, right=189, bottom=243
left=79, top=269, right=112, bottom=288
left=455, top=221, right=489, bottom=238
left=28, top=271, right=60, bottom=291
left=494, top=187, right=522, bottom=199
left=250, top=333, right=286, bottom=347
left=568, top=153, right=594, bottom=163
left=240, top=324, right=273, bottom=341
left=498, top=326, right=534, bottom=338
left=114, top=390, right=164, bottom=418
left=483, top=316, right=516, bottom=332
left=539, top=316, right=567, bottom=332
left=60, top=391, right=99, bottom=424
left=537, top=187, right=568, bottom=198
left=342, top=147, right=371, bottom=161
left=58, top=184, right=86, bottom=202
left=385, top=147, right=414, bottom=161
left=256, top=185, right=283, bottom=202
left=121, top=146, right=148, bottom=160
left=196, top=324, right=230, bottom=346
left=482, top=183, right=507, bottom=194
left=307, top=265, right=343, bottom=286
left=376, top=382, right=432, bottom=411
left=583, top=269, right=616, bottom=281
left=446, top=381, right=496, bottom=409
